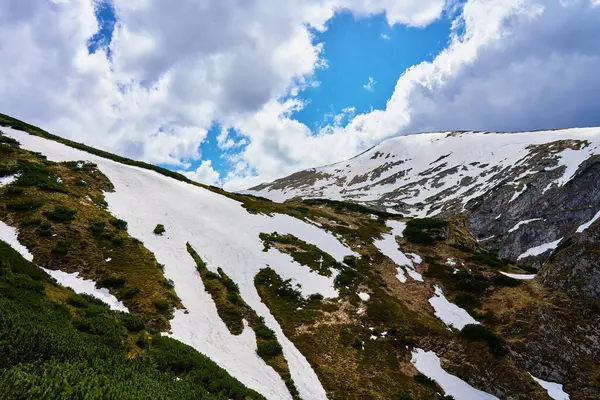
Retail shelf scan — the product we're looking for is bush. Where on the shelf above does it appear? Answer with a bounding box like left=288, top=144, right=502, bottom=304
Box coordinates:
left=414, top=373, right=436, bottom=386
left=406, top=218, right=449, bottom=230
left=492, top=274, right=521, bottom=287
left=89, top=221, right=106, bottom=236
left=6, top=200, right=43, bottom=211
left=111, top=219, right=128, bottom=231
left=121, top=287, right=141, bottom=299
left=97, top=276, right=126, bottom=288
left=51, top=241, right=70, bottom=255
left=4, top=186, right=24, bottom=195
left=153, top=224, right=166, bottom=235
left=44, top=206, right=77, bottom=222
left=20, top=217, right=42, bottom=227
left=254, top=324, right=276, bottom=341
left=256, top=340, right=283, bottom=358
left=120, top=313, right=145, bottom=332
left=152, top=299, right=171, bottom=312
left=393, top=392, right=414, bottom=400
left=66, top=294, right=89, bottom=308
left=460, top=324, right=506, bottom=356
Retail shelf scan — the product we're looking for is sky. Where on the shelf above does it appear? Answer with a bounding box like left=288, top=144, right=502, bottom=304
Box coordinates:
left=1, top=0, right=600, bottom=191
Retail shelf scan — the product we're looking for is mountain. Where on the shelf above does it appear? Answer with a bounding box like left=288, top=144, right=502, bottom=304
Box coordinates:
left=248, top=129, right=600, bottom=297
left=0, top=114, right=598, bottom=400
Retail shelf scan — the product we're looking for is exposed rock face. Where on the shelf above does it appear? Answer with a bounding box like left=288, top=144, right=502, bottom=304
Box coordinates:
left=246, top=129, right=600, bottom=299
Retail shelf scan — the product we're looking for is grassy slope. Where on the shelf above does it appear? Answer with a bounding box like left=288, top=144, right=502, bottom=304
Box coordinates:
left=0, top=239, right=264, bottom=399
left=0, top=137, right=179, bottom=330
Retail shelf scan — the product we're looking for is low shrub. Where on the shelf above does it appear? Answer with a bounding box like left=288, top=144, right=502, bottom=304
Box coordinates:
left=256, top=340, right=283, bottom=358
left=152, top=299, right=171, bottom=312
left=111, top=219, right=128, bottom=231
left=460, top=324, right=506, bottom=356
left=492, top=274, right=521, bottom=287
left=414, top=373, right=436, bottom=386
left=6, top=200, right=44, bottom=211
left=153, top=224, right=166, bottom=235
left=44, top=206, right=77, bottom=222
left=97, top=276, right=126, bottom=288
left=66, top=294, right=89, bottom=308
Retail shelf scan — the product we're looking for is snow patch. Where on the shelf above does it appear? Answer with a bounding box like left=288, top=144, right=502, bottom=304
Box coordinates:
left=499, top=271, right=536, bottom=280
left=576, top=210, right=600, bottom=233
left=429, top=286, right=478, bottom=330
left=0, top=174, right=18, bottom=187
left=374, top=220, right=423, bottom=283
left=531, top=375, right=570, bottom=400
left=508, top=218, right=543, bottom=233
left=42, top=268, right=129, bottom=312
left=0, top=221, right=33, bottom=261
left=357, top=292, right=370, bottom=302
left=517, top=239, right=562, bottom=261
left=411, top=349, right=498, bottom=400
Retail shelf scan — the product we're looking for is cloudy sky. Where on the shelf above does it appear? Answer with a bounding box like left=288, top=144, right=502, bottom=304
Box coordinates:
left=1, top=0, right=599, bottom=190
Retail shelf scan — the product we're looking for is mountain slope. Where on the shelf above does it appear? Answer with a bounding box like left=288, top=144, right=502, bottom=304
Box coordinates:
left=1, top=116, right=599, bottom=400
left=247, top=129, right=600, bottom=296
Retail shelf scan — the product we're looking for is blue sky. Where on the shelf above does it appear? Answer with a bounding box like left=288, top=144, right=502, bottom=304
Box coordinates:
left=86, top=1, right=455, bottom=178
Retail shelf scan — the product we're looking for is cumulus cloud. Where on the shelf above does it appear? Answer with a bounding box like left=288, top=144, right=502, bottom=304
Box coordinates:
left=180, top=160, right=221, bottom=186
left=0, top=0, right=599, bottom=192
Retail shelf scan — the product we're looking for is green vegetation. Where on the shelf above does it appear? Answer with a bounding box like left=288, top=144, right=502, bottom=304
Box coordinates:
left=0, top=239, right=264, bottom=399
left=301, top=198, right=399, bottom=218
left=460, top=324, right=507, bottom=357
left=153, top=224, right=166, bottom=235
left=0, top=140, right=179, bottom=329
left=403, top=218, right=449, bottom=245
left=260, top=232, right=343, bottom=277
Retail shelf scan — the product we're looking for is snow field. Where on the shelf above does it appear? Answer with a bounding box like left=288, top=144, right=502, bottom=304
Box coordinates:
left=5, top=128, right=359, bottom=400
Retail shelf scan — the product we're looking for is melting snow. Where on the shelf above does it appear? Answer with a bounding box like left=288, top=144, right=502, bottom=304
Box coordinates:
left=4, top=127, right=359, bottom=400
left=517, top=239, right=562, bottom=261
left=531, top=375, right=570, bottom=400
left=411, top=349, right=498, bottom=400
left=357, top=292, right=370, bottom=301
left=499, top=271, right=536, bottom=280
left=373, top=220, right=423, bottom=283
left=429, top=286, right=478, bottom=330
left=0, top=221, right=33, bottom=261
left=0, top=174, right=17, bottom=187
left=42, top=268, right=129, bottom=312
left=508, top=218, right=543, bottom=233
left=576, top=210, right=600, bottom=233
left=446, top=258, right=457, bottom=266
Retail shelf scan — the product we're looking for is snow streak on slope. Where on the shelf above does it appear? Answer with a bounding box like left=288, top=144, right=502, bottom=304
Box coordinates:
left=0, top=220, right=33, bottom=261
left=411, top=349, right=498, bottom=400
left=248, top=129, right=600, bottom=217
left=5, top=128, right=359, bottom=400
left=373, top=220, right=423, bottom=283
left=508, top=218, right=543, bottom=233
left=0, top=174, right=17, bottom=187
left=42, top=268, right=129, bottom=312
left=499, top=271, right=536, bottom=280
left=517, top=238, right=562, bottom=261
left=576, top=210, right=600, bottom=233
left=531, top=376, right=570, bottom=400
left=428, top=286, right=478, bottom=330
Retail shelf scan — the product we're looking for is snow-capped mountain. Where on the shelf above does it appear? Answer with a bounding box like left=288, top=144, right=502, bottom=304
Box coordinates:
left=248, top=129, right=600, bottom=274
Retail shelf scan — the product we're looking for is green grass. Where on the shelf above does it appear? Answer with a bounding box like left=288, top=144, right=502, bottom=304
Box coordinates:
left=260, top=232, right=343, bottom=277
left=0, top=142, right=180, bottom=330
left=0, top=239, right=264, bottom=400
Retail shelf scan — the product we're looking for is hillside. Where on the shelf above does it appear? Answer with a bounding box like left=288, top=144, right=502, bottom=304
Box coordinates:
left=1, top=114, right=599, bottom=399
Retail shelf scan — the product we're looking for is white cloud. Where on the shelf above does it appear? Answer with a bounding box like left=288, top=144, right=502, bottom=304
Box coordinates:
left=363, top=76, right=377, bottom=92
left=381, top=33, right=391, bottom=40
left=0, top=0, right=598, bottom=192
left=180, top=160, right=221, bottom=186
left=0, top=0, right=446, bottom=171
